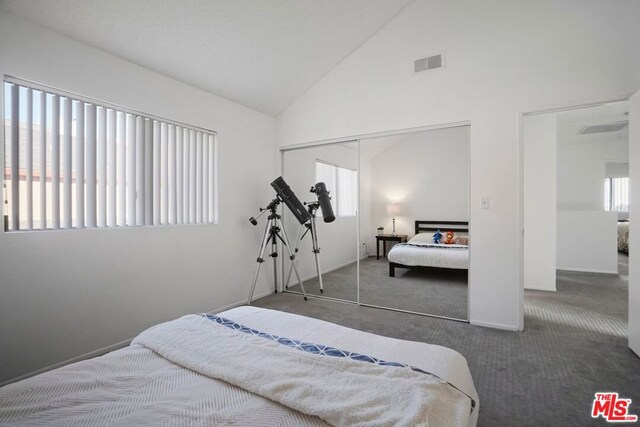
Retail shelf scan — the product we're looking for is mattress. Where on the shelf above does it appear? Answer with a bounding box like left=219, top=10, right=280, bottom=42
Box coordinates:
left=0, top=306, right=479, bottom=427
left=388, top=242, right=469, bottom=269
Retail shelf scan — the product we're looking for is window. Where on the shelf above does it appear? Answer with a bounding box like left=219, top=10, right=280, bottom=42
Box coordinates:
left=604, top=177, right=629, bottom=212
left=3, top=79, right=217, bottom=231
left=315, top=160, right=357, bottom=217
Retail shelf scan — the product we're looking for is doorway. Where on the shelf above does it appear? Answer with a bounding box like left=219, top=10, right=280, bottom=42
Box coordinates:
left=522, top=99, right=631, bottom=341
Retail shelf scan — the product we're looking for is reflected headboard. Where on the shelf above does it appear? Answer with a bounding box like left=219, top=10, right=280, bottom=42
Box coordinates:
left=415, top=221, right=469, bottom=235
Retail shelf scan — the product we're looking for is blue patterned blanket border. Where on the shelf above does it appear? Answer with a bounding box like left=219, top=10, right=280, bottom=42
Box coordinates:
left=200, top=313, right=475, bottom=412
left=398, top=243, right=468, bottom=250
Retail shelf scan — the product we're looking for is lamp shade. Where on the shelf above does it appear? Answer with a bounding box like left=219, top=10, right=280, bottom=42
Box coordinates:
left=386, top=202, right=402, bottom=216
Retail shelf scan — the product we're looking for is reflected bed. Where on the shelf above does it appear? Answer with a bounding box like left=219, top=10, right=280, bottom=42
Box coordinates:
left=389, top=221, right=469, bottom=277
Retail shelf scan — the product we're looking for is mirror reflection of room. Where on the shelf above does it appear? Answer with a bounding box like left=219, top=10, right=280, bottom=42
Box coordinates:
left=282, top=141, right=358, bottom=301
left=359, top=126, right=470, bottom=320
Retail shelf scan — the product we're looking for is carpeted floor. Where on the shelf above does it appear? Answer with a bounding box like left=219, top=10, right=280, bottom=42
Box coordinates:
left=254, top=253, right=640, bottom=426
left=287, top=256, right=468, bottom=319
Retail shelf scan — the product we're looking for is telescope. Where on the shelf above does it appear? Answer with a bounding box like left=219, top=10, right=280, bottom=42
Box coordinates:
left=247, top=176, right=337, bottom=304
left=271, top=176, right=311, bottom=225
left=247, top=176, right=310, bottom=305
left=249, top=177, right=310, bottom=226
left=310, top=182, right=335, bottom=223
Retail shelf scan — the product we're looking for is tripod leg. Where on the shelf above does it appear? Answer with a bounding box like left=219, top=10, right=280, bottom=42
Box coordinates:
left=247, top=219, right=272, bottom=305
left=285, top=223, right=305, bottom=289
left=277, top=218, right=308, bottom=301
left=272, top=229, right=278, bottom=294
left=310, top=217, right=324, bottom=293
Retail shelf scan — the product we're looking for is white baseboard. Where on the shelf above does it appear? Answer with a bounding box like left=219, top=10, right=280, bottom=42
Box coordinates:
left=470, top=319, right=521, bottom=331
left=0, top=338, right=131, bottom=388
left=630, top=342, right=640, bottom=359
left=1, top=289, right=276, bottom=388
left=524, top=286, right=557, bottom=292
left=557, top=267, right=618, bottom=275
left=207, top=289, right=275, bottom=312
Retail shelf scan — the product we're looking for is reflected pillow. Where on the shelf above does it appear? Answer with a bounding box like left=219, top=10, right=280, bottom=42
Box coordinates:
left=454, top=236, right=469, bottom=245
left=409, top=232, right=441, bottom=244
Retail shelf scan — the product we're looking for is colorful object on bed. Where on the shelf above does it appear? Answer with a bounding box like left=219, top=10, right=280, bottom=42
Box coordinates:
left=433, top=230, right=443, bottom=243
left=444, top=231, right=456, bottom=244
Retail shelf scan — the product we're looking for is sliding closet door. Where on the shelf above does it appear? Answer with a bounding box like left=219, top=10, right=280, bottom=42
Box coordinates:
left=281, top=141, right=359, bottom=302
left=358, top=127, right=470, bottom=320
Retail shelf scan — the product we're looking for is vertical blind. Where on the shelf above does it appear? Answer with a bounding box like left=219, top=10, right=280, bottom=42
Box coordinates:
left=3, top=80, right=218, bottom=231
left=604, top=177, right=629, bottom=213
left=315, top=160, right=357, bottom=217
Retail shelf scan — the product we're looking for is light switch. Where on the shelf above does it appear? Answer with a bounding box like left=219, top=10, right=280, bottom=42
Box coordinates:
left=481, top=197, right=490, bottom=210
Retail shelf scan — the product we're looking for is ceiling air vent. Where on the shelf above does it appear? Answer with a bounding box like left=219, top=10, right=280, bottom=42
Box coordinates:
left=414, top=53, right=444, bottom=73
left=577, top=122, right=628, bottom=135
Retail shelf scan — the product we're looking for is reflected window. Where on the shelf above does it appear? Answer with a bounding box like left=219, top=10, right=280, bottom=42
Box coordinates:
left=604, top=177, right=629, bottom=212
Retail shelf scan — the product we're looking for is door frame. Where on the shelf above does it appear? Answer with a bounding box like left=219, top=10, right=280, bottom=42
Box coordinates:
left=517, top=92, right=634, bottom=331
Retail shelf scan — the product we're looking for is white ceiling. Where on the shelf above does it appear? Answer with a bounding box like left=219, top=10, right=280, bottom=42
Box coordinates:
left=557, top=101, right=629, bottom=145
left=557, top=101, right=629, bottom=127
left=0, top=0, right=413, bottom=116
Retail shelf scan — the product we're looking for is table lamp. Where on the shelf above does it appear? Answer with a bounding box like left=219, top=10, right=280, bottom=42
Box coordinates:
left=386, top=202, right=402, bottom=236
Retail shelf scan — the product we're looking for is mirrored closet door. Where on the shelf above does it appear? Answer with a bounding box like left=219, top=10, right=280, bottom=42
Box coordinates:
left=281, top=141, right=359, bottom=302
left=358, top=126, right=470, bottom=320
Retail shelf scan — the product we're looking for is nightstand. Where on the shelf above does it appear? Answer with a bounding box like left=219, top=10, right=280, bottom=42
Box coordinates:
left=375, top=234, right=408, bottom=259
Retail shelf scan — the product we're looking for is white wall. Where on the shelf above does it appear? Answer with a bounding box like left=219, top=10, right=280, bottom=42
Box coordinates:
left=359, top=147, right=373, bottom=258
left=282, top=143, right=358, bottom=285
left=554, top=119, right=628, bottom=274
left=0, top=13, right=277, bottom=384
left=360, top=127, right=469, bottom=252
left=557, top=130, right=628, bottom=213
left=628, top=91, right=639, bottom=356
left=524, top=114, right=557, bottom=291
left=556, top=211, right=618, bottom=274
left=276, top=0, right=640, bottom=330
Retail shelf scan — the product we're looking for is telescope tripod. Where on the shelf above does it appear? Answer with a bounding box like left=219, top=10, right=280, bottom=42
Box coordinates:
left=247, top=199, right=308, bottom=305
left=285, top=202, right=324, bottom=293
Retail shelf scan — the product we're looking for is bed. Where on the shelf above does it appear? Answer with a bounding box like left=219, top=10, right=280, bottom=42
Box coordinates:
left=389, top=221, right=469, bottom=277
left=618, top=220, right=629, bottom=253
left=0, top=306, right=479, bottom=427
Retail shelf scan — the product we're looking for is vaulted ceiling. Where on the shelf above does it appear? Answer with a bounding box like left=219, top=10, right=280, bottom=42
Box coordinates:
left=0, top=0, right=413, bottom=116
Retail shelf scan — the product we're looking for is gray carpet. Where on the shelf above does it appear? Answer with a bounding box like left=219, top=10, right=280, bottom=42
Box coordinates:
left=286, top=260, right=359, bottom=301
left=287, top=257, right=468, bottom=319
left=255, top=253, right=640, bottom=426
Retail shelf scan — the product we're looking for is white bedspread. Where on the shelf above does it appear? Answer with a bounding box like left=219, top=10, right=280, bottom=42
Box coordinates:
left=388, top=242, right=469, bottom=269
left=135, top=314, right=471, bottom=426
left=0, top=307, right=479, bottom=427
